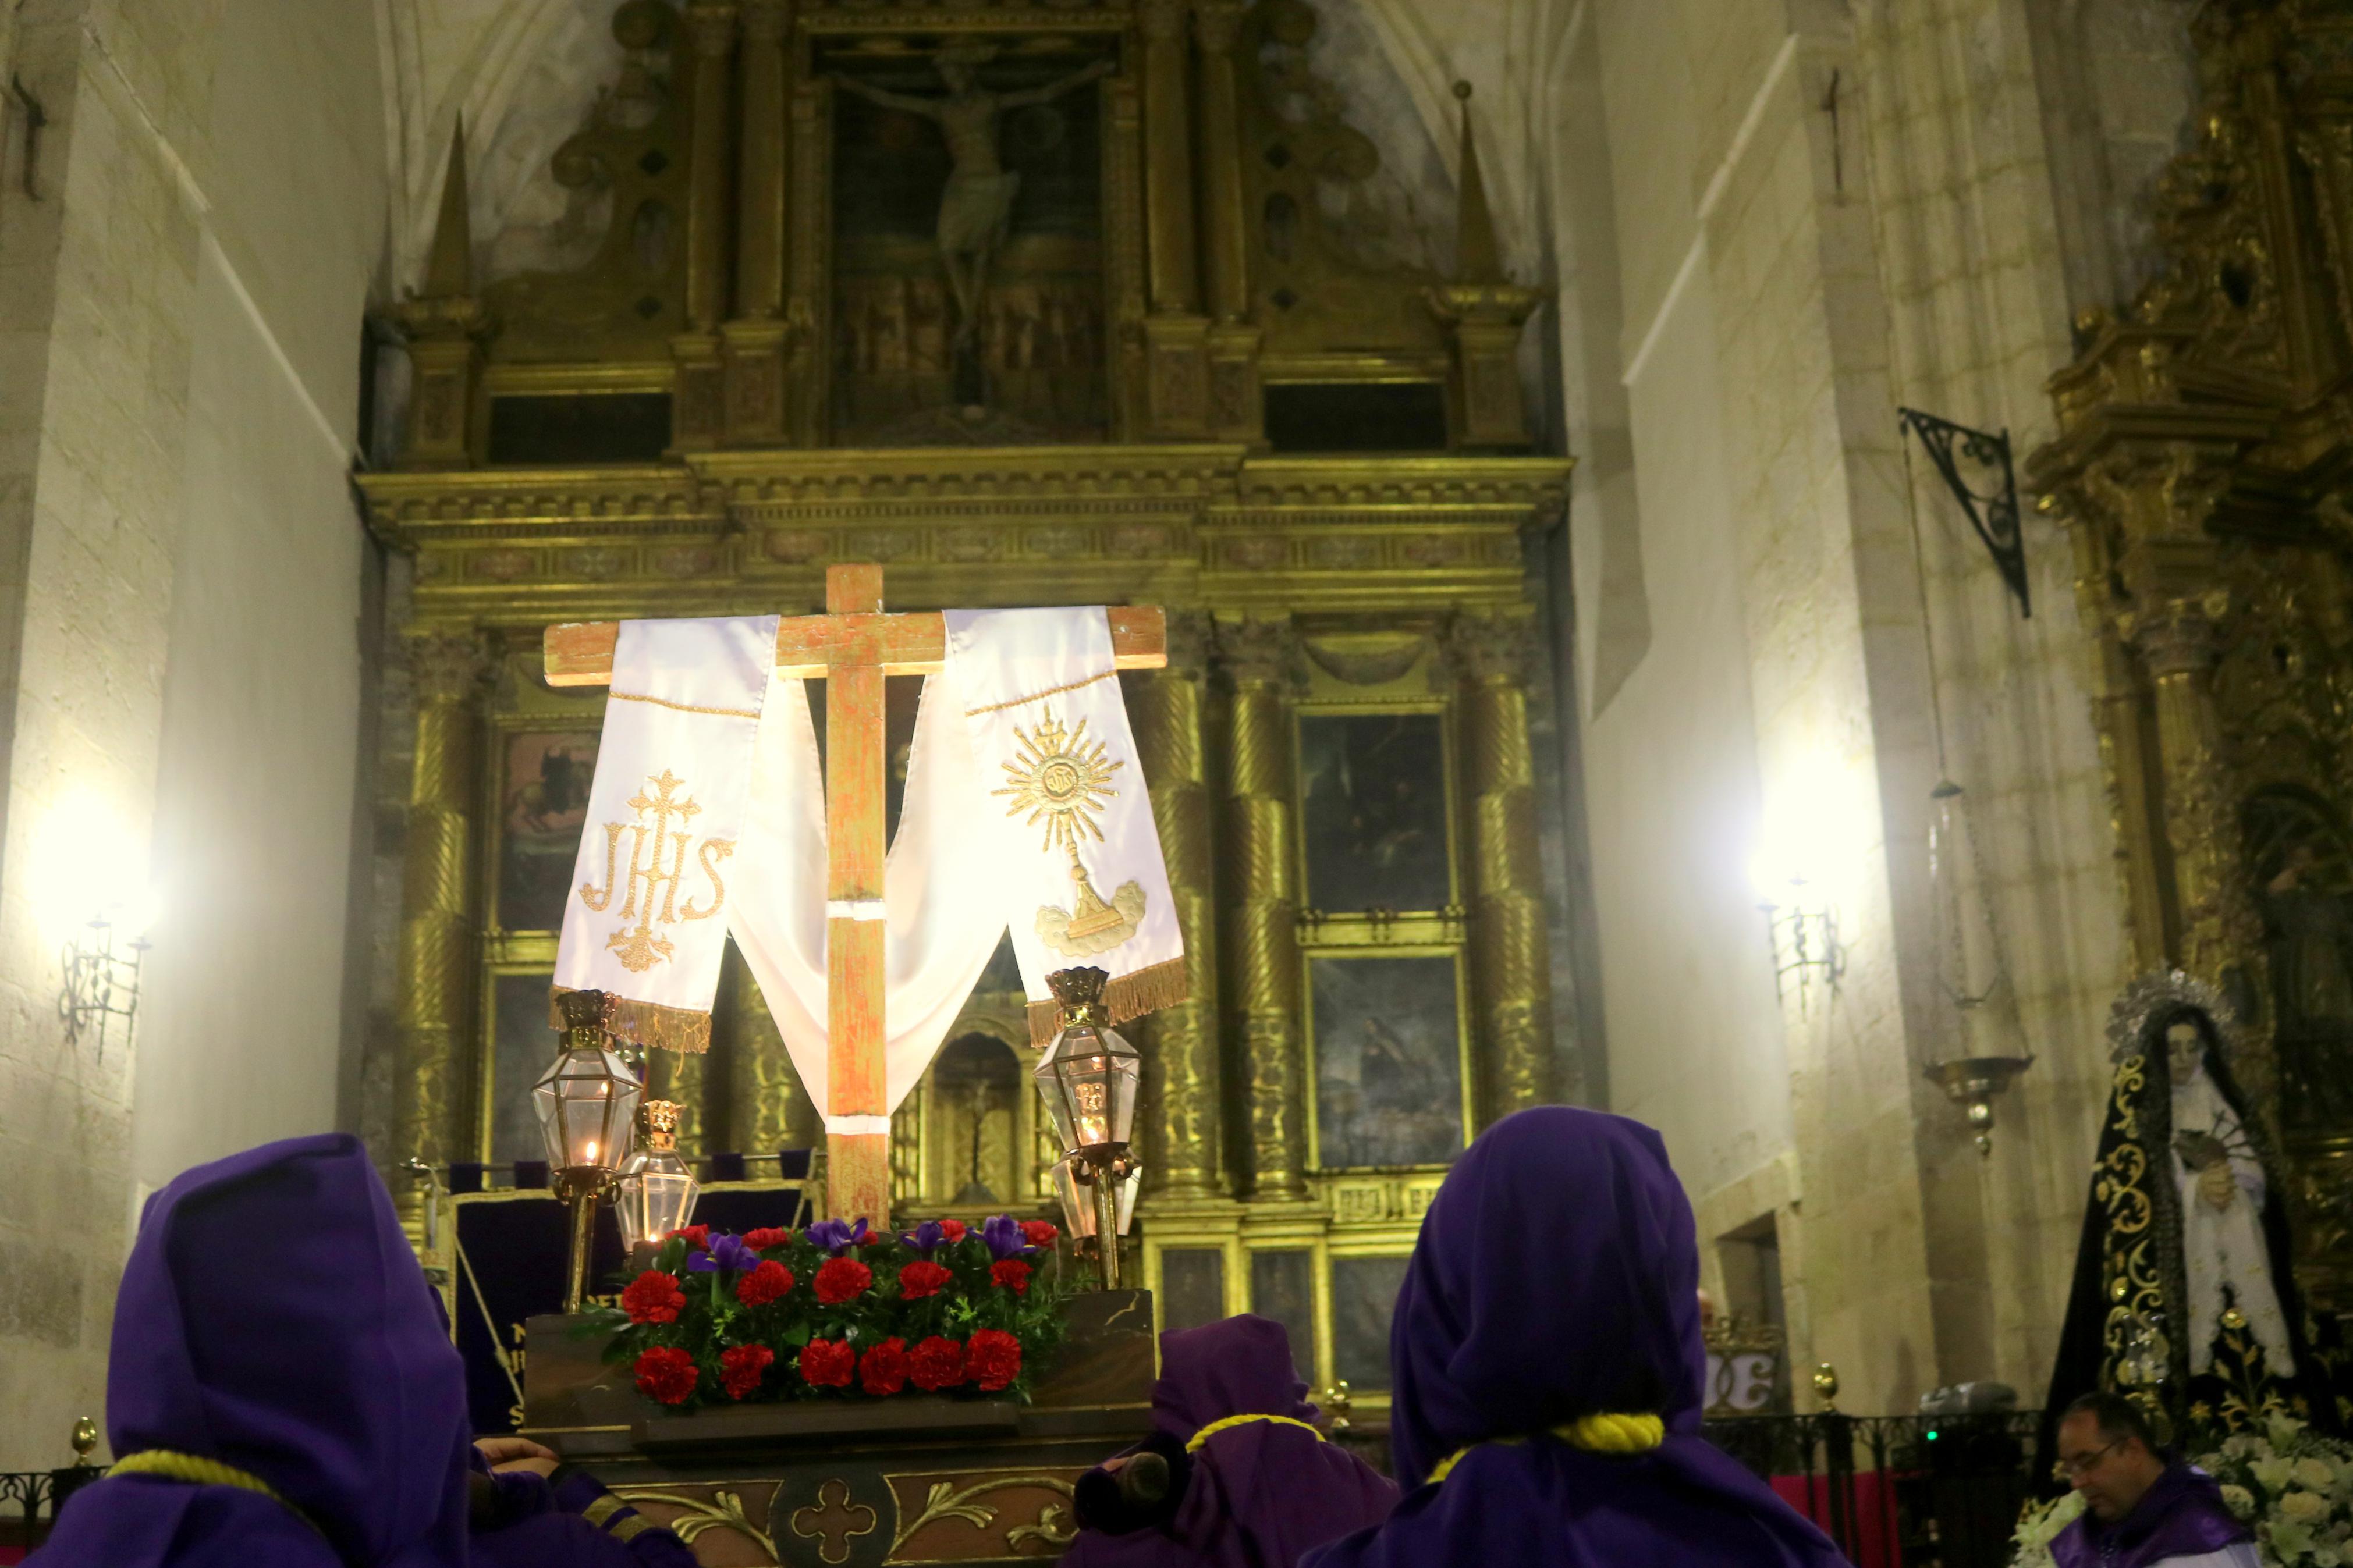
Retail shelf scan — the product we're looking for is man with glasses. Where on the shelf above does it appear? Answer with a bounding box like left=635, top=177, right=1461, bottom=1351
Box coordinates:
left=2048, top=1393, right=2255, bottom=1567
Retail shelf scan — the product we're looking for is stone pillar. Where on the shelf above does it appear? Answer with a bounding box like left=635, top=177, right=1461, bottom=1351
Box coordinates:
left=671, top=3, right=736, bottom=450
left=1449, top=614, right=1554, bottom=1121
left=394, top=632, right=488, bottom=1235
left=1139, top=0, right=1210, bottom=438
left=727, top=946, right=819, bottom=1157
left=1130, top=613, right=1224, bottom=1197
left=1193, top=1, right=1261, bottom=443
left=723, top=0, right=792, bottom=446
left=1219, top=617, right=1308, bottom=1200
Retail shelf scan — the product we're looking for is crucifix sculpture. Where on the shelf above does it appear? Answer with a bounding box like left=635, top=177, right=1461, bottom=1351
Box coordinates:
left=544, top=563, right=1167, bottom=1223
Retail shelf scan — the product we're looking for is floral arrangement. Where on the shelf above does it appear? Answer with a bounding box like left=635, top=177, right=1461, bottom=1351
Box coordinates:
left=2010, top=1416, right=2353, bottom=1568
left=591, top=1214, right=1067, bottom=1412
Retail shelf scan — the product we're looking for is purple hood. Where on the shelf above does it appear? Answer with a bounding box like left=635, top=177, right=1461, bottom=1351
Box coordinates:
left=1304, top=1108, right=1846, bottom=1568
left=34, top=1133, right=474, bottom=1568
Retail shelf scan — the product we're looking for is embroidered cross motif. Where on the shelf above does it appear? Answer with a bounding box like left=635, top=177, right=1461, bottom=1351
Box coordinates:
left=577, top=769, right=733, bottom=973
left=790, top=1477, right=878, bottom=1565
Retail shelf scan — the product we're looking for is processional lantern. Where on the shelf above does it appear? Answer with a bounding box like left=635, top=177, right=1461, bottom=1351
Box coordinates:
left=615, top=1098, right=698, bottom=1252
left=535, top=989, right=641, bottom=1311
left=1036, top=966, right=1142, bottom=1288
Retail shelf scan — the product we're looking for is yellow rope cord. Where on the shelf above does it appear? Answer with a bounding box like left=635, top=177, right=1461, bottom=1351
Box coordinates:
left=1185, top=1413, right=1328, bottom=1452
left=109, top=1450, right=328, bottom=1538
left=1426, top=1413, right=1667, bottom=1485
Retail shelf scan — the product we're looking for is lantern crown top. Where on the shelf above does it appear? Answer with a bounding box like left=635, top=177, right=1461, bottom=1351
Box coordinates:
left=1047, top=966, right=1111, bottom=1026
left=556, top=987, right=609, bottom=1037
left=640, top=1098, right=682, bottom=1150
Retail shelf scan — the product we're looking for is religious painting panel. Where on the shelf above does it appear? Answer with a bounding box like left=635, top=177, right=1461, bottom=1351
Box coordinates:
left=825, top=40, right=1111, bottom=444
left=488, top=970, right=559, bottom=1164
left=1329, top=1254, right=1408, bottom=1392
left=498, top=729, right=600, bottom=933
left=1159, top=1247, right=1226, bottom=1333
left=1249, top=1248, right=1318, bottom=1384
left=1298, top=712, right=1452, bottom=915
left=1307, top=952, right=1468, bottom=1169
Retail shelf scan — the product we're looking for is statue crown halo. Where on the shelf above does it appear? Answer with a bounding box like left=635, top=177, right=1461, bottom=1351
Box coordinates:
left=2106, top=968, right=2240, bottom=1062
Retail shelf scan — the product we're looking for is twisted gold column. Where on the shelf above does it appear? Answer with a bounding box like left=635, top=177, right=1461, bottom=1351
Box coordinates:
left=395, top=634, right=487, bottom=1235
left=1450, top=616, right=1554, bottom=1122
left=1219, top=618, right=1307, bottom=1199
left=724, top=0, right=792, bottom=445
left=647, top=1051, right=708, bottom=1154
left=726, top=946, right=819, bottom=1158
left=683, top=5, right=737, bottom=330
left=1131, top=613, right=1224, bottom=1197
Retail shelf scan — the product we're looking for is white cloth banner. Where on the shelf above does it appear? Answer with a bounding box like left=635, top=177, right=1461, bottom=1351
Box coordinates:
left=726, top=664, right=1007, bottom=1121
left=554, top=606, right=1186, bottom=1115
left=553, top=616, right=778, bottom=1053
left=945, top=607, right=1187, bottom=1043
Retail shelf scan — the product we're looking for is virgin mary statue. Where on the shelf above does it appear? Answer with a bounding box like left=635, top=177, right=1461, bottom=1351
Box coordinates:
left=2046, top=970, right=2343, bottom=1436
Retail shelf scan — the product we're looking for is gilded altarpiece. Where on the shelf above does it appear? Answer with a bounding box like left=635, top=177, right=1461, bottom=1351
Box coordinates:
left=2031, top=0, right=2353, bottom=1319
left=364, top=0, right=1568, bottom=1427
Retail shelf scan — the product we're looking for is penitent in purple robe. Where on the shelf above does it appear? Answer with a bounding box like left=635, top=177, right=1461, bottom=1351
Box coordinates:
left=1062, top=1314, right=1398, bottom=1568
left=34, top=1133, right=477, bottom=1568
left=1301, top=1108, right=1848, bottom=1568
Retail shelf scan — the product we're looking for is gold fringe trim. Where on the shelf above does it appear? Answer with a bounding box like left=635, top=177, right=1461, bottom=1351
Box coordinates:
left=1026, top=955, right=1191, bottom=1046
left=548, top=986, right=712, bottom=1054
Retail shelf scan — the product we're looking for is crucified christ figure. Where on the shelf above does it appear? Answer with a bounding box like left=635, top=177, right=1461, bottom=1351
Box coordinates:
left=836, top=47, right=1114, bottom=357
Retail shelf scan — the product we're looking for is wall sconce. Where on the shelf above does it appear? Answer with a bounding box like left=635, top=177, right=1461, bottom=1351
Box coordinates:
left=1756, top=877, right=1846, bottom=1015
left=60, top=916, right=149, bottom=1054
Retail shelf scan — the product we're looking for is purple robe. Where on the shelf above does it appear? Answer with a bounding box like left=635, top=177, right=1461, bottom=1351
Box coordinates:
left=2049, top=1464, right=2252, bottom=1568
left=1062, top=1314, right=1399, bottom=1568
left=33, top=1133, right=475, bottom=1568
left=1301, top=1108, right=1846, bottom=1568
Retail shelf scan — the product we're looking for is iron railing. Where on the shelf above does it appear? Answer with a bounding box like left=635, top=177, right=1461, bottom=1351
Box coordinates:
left=0, top=1466, right=104, bottom=1554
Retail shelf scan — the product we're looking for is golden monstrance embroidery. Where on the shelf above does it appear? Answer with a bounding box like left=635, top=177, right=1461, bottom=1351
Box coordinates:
left=994, top=709, right=1148, bottom=955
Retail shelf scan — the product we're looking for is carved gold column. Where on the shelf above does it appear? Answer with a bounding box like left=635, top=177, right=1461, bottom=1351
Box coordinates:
left=395, top=633, right=488, bottom=1235
left=670, top=3, right=736, bottom=450
left=724, top=0, right=792, bottom=446
left=1139, top=0, right=1209, bottom=438
left=1131, top=613, right=1225, bottom=1197
left=1219, top=618, right=1307, bottom=1200
left=1194, top=1, right=1261, bottom=445
left=727, top=948, right=819, bottom=1157
left=1450, top=614, right=1554, bottom=1121
left=648, top=1051, right=708, bottom=1153
left=785, top=76, right=832, bottom=447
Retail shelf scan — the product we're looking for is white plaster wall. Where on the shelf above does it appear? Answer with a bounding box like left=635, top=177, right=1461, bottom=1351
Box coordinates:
left=0, top=0, right=382, bottom=1466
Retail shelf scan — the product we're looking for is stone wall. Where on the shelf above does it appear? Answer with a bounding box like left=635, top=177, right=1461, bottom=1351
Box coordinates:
left=0, top=0, right=384, bottom=1467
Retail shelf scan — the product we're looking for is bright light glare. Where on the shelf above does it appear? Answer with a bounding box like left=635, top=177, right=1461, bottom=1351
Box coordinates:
left=1751, top=755, right=1872, bottom=905
left=32, top=789, right=158, bottom=941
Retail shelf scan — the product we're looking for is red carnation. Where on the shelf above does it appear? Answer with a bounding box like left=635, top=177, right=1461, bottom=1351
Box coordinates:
left=669, top=1224, right=711, bottom=1253
left=938, top=1219, right=967, bottom=1242
left=967, top=1328, right=1023, bottom=1392
left=897, top=1260, right=953, bottom=1300
left=743, top=1226, right=793, bottom=1251
left=908, top=1334, right=967, bottom=1391
left=799, top=1337, right=855, bottom=1388
left=719, top=1344, right=775, bottom=1400
left=859, top=1336, right=910, bottom=1396
left=991, top=1258, right=1032, bottom=1295
left=814, top=1256, right=874, bottom=1305
left=622, top=1270, right=687, bottom=1325
left=633, top=1346, right=700, bottom=1405
left=736, top=1260, right=794, bottom=1307
left=1020, top=1219, right=1059, bottom=1248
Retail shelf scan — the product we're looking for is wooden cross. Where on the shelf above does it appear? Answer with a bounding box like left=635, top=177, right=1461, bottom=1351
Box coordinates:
left=544, top=563, right=1167, bottom=1222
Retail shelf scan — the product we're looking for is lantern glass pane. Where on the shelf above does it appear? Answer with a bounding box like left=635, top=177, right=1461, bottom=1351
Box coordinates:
left=531, top=1046, right=642, bottom=1171
left=615, top=1149, right=698, bottom=1249
left=1050, top=1155, right=1095, bottom=1239
left=1034, top=1020, right=1142, bottom=1155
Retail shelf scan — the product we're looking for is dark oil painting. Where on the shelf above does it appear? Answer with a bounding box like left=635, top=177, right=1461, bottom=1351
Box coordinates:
left=1309, top=953, right=1465, bottom=1169
left=1299, top=712, right=1451, bottom=914
left=1330, top=1254, right=1410, bottom=1391
left=499, top=730, right=598, bottom=933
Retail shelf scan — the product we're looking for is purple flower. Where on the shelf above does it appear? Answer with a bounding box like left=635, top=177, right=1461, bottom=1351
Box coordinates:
left=982, top=1214, right=1031, bottom=1260
left=901, top=1220, right=946, bottom=1255
left=688, top=1233, right=760, bottom=1273
left=806, top=1218, right=871, bottom=1256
